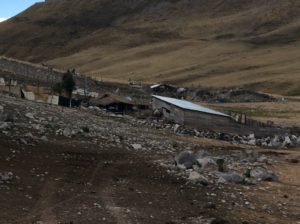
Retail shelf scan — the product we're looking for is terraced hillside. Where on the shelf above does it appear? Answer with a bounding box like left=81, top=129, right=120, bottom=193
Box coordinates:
left=0, top=0, right=300, bottom=95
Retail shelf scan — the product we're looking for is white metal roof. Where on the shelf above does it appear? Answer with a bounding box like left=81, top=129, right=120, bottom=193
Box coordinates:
left=150, top=84, right=161, bottom=89
left=152, top=95, right=229, bottom=117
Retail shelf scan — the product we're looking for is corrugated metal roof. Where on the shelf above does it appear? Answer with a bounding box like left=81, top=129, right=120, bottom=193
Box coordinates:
left=90, top=93, right=134, bottom=107
left=152, top=95, right=229, bottom=117
left=150, top=84, right=161, bottom=89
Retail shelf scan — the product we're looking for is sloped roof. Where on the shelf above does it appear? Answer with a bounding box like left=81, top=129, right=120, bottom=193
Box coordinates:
left=150, top=83, right=177, bottom=89
left=90, top=93, right=134, bottom=106
left=152, top=95, right=229, bottom=117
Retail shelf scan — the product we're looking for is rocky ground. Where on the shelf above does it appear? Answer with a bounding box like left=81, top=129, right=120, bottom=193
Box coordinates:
left=0, top=93, right=300, bottom=224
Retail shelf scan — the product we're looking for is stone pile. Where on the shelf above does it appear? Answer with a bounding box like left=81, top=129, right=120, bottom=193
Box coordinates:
left=162, top=150, right=279, bottom=186
left=139, top=120, right=300, bottom=149
left=0, top=172, right=16, bottom=185
left=0, top=94, right=182, bottom=156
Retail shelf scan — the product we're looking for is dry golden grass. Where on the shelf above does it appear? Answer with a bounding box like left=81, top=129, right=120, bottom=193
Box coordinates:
left=0, top=0, right=300, bottom=95
left=205, top=101, right=300, bottom=127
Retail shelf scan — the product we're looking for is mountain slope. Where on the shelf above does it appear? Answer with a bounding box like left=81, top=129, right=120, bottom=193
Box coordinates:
left=0, top=0, right=300, bottom=95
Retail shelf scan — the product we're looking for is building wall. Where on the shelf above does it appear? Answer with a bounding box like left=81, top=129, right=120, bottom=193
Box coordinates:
left=184, top=110, right=286, bottom=137
left=184, top=110, right=233, bottom=130
left=152, top=98, right=185, bottom=124
left=0, top=86, right=21, bottom=97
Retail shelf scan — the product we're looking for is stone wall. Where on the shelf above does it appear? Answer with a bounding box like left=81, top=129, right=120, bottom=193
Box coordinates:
left=0, top=56, right=95, bottom=88
left=0, top=56, right=64, bottom=83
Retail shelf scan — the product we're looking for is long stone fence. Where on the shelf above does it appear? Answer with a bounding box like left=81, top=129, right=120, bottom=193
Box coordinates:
left=0, top=56, right=65, bottom=83
left=0, top=56, right=96, bottom=88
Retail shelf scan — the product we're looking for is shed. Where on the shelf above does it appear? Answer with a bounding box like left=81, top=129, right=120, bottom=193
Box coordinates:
left=89, top=93, right=135, bottom=113
left=152, top=95, right=236, bottom=132
left=72, top=88, right=99, bottom=98
left=58, top=96, right=81, bottom=107
left=150, top=84, right=178, bottom=93
left=152, top=95, right=289, bottom=137
left=21, top=89, right=35, bottom=101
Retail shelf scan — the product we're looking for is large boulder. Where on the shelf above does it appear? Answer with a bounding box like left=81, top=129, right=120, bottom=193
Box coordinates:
left=63, top=128, right=71, bottom=137
left=215, top=172, right=244, bottom=184
left=175, top=151, right=198, bottom=169
left=131, top=143, right=142, bottom=150
left=250, top=166, right=278, bottom=181
left=188, top=171, right=209, bottom=185
left=0, top=172, right=14, bottom=182
left=248, top=133, right=255, bottom=140
left=283, top=136, right=292, bottom=147
left=173, top=124, right=180, bottom=133
left=0, top=122, right=9, bottom=130
left=269, top=135, right=282, bottom=148
left=248, top=139, right=256, bottom=146
left=25, top=113, right=35, bottom=120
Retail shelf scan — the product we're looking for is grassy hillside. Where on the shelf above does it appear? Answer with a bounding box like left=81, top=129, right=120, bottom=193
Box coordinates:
left=0, top=0, right=299, bottom=95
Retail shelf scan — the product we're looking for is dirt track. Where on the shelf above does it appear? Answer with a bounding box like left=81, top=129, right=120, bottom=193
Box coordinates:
left=0, top=138, right=227, bottom=224
left=0, top=137, right=299, bottom=224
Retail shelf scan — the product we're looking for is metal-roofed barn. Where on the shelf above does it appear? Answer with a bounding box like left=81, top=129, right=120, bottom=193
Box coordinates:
left=151, top=95, right=288, bottom=136
left=152, top=95, right=237, bottom=133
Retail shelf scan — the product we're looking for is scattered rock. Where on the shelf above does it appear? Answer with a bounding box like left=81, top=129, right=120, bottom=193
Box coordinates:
left=20, top=138, right=28, bottom=145
left=197, top=157, right=218, bottom=170
left=216, top=172, right=244, bottom=184
left=250, top=166, right=278, bottom=182
left=63, top=127, right=72, bottom=137
left=188, top=171, right=209, bottom=185
left=25, top=132, right=34, bottom=139
left=25, top=113, right=35, bottom=120
left=248, top=139, right=256, bottom=146
left=175, top=151, right=198, bottom=169
left=131, top=144, right=142, bottom=150
left=283, top=136, right=292, bottom=147
left=0, top=172, right=14, bottom=182
left=173, top=124, right=180, bottom=133
left=257, top=155, right=268, bottom=163
left=196, top=150, right=211, bottom=159
left=40, top=136, right=48, bottom=142
left=248, top=134, right=255, bottom=140
left=0, top=122, right=9, bottom=130
left=269, top=135, right=282, bottom=148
